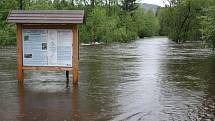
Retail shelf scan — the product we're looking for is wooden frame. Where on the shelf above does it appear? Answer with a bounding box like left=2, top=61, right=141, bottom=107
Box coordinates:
left=17, top=24, right=24, bottom=83
left=72, top=24, right=78, bottom=84
left=16, top=24, right=79, bottom=84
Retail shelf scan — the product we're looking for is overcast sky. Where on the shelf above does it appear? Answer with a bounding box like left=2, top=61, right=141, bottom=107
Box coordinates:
left=141, top=0, right=166, bottom=7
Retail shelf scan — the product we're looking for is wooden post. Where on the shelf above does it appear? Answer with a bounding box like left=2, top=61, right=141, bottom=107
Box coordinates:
left=16, top=24, right=24, bottom=83
left=72, top=24, right=78, bottom=84
left=66, top=71, right=69, bottom=80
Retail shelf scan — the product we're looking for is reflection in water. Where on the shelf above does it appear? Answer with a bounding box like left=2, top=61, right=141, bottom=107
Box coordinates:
left=17, top=83, right=80, bottom=121
left=71, top=85, right=80, bottom=121
left=17, top=83, right=25, bottom=121
left=0, top=37, right=215, bottom=121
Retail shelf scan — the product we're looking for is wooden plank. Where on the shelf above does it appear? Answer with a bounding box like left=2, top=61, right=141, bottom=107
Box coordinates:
left=8, top=20, right=83, bottom=24
left=22, top=66, right=73, bottom=71
left=16, top=24, right=23, bottom=83
left=72, top=24, right=79, bottom=84
left=10, top=14, right=84, bottom=18
left=22, top=24, right=74, bottom=29
left=8, top=17, right=83, bottom=20
left=11, top=10, right=84, bottom=14
left=7, top=10, right=85, bottom=24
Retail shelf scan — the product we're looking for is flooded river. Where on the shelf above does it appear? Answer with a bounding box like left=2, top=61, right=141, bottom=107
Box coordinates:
left=0, top=37, right=215, bottom=121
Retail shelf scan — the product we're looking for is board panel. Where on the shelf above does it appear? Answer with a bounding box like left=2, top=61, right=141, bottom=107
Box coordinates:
left=22, top=29, right=72, bottom=67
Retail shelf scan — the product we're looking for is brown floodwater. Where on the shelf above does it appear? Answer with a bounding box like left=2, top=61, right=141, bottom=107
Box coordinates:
left=0, top=37, right=215, bottom=121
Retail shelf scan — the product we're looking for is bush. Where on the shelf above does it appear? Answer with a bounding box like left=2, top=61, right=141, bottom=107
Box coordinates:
left=134, top=8, right=160, bottom=38
left=79, top=7, right=140, bottom=43
left=0, top=24, right=16, bottom=45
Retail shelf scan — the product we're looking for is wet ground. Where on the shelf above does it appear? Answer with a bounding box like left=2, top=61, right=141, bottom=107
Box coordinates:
left=0, top=37, right=215, bottom=121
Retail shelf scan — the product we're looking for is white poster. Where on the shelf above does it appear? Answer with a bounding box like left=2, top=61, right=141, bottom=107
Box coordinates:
left=57, top=30, right=72, bottom=67
left=22, top=29, right=73, bottom=67
left=47, top=30, right=57, bottom=66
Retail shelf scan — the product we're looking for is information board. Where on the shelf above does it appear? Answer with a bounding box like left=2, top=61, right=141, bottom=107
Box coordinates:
left=22, top=29, right=72, bottom=67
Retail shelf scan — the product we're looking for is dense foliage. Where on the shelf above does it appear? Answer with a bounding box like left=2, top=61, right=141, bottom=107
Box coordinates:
left=158, top=0, right=215, bottom=48
left=0, top=0, right=17, bottom=45
left=0, top=0, right=160, bottom=45
left=200, top=3, right=215, bottom=49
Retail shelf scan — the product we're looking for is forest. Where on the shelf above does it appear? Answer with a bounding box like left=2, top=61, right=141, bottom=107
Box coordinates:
left=0, top=0, right=215, bottom=48
left=0, top=0, right=160, bottom=45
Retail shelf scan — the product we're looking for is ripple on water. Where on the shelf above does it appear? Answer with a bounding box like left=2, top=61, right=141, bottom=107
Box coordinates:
left=0, top=38, right=215, bottom=121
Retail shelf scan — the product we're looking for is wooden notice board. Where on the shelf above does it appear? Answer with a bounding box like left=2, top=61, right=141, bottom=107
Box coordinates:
left=7, top=10, right=84, bottom=84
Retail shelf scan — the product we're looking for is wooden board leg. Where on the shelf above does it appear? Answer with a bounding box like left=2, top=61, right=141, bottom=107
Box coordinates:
left=72, top=24, right=78, bottom=85
left=66, top=71, right=69, bottom=80
left=73, top=67, right=78, bottom=84
left=18, top=69, right=24, bottom=83
left=17, top=24, right=24, bottom=83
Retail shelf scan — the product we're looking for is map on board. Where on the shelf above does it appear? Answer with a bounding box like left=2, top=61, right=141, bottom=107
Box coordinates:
left=22, top=29, right=72, bottom=67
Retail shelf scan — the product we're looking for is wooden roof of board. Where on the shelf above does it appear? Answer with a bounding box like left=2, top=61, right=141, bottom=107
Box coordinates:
left=7, top=10, right=84, bottom=24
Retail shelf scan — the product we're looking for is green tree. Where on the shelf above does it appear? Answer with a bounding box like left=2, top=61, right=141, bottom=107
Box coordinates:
left=119, top=0, right=138, bottom=13
left=201, top=6, right=215, bottom=49
left=0, top=0, right=18, bottom=45
left=29, top=0, right=54, bottom=10
left=158, top=0, right=209, bottom=43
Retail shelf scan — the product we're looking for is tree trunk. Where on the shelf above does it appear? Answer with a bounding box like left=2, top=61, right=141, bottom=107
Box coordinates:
left=91, top=0, right=95, bottom=8
left=19, top=0, right=23, bottom=10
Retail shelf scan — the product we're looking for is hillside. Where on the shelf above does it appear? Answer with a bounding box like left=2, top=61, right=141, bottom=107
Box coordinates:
left=140, top=3, right=160, bottom=15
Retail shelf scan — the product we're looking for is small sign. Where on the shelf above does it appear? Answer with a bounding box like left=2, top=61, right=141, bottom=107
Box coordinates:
left=22, top=29, right=72, bottom=67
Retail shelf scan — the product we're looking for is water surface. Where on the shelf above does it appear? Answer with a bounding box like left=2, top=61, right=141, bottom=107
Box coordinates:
left=0, top=37, right=215, bottom=121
